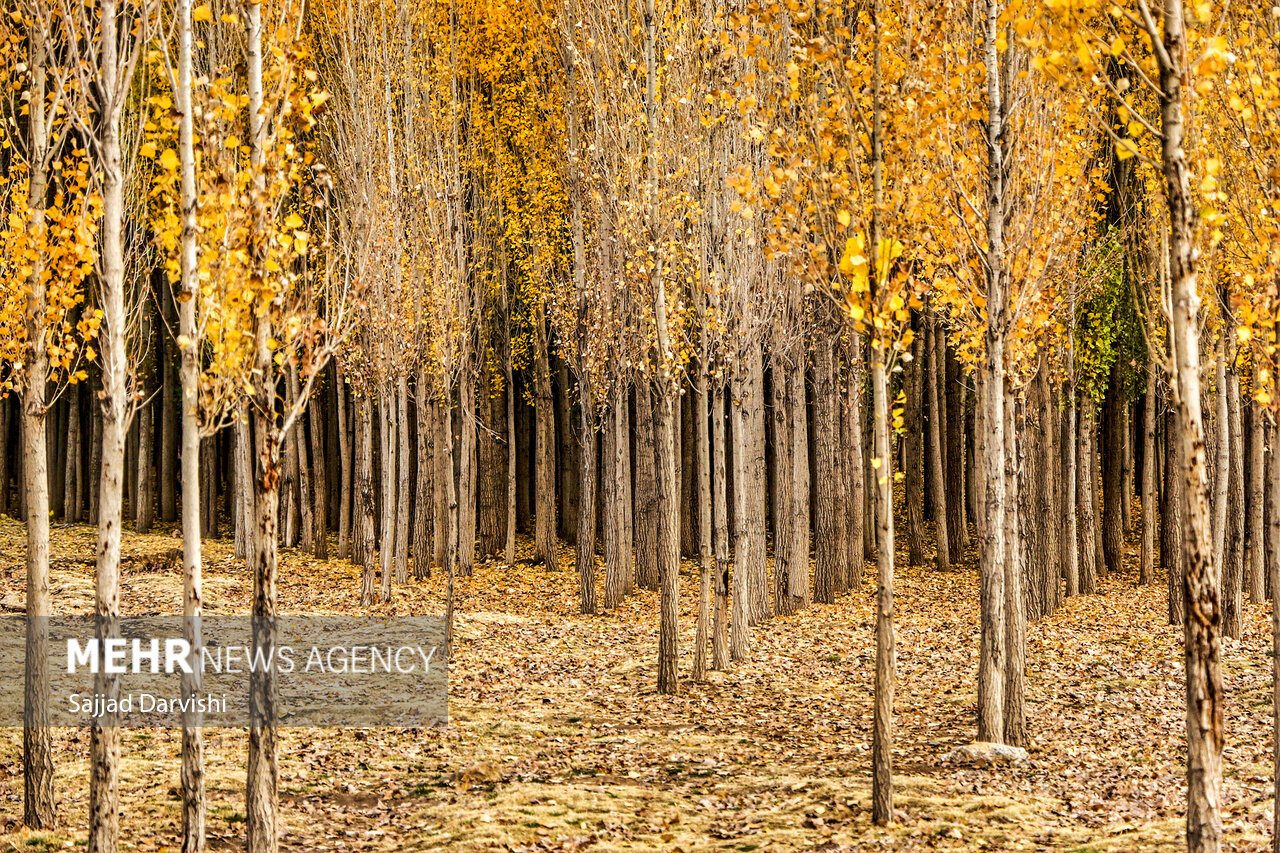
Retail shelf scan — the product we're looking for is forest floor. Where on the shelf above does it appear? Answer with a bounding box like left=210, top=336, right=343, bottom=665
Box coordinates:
left=0, top=517, right=1274, bottom=852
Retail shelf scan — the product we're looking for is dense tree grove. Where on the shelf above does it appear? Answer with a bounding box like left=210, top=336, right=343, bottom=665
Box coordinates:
left=2, top=0, right=1280, bottom=850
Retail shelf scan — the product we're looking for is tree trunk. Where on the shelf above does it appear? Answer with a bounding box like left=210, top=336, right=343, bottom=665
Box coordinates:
left=135, top=354, right=155, bottom=534
left=744, top=345, right=768, bottom=623
left=653, top=374, right=681, bottom=694
left=395, top=376, right=411, bottom=581
left=1102, top=364, right=1125, bottom=576
left=479, top=361, right=505, bottom=559
left=160, top=316, right=179, bottom=524
left=175, top=6, right=206, bottom=840
left=681, top=382, right=698, bottom=558
left=1140, top=365, right=1158, bottom=586
left=89, top=5, right=133, bottom=842
left=379, top=386, right=397, bottom=601
left=458, top=362, right=477, bottom=577
left=1223, top=359, right=1244, bottom=638
left=1212, top=341, right=1229, bottom=573
left=65, top=387, right=82, bottom=523
left=904, top=320, right=925, bottom=567
left=1157, top=7, right=1223, bottom=842
left=1164, top=398, right=1186, bottom=624
left=337, top=370, right=353, bottom=560
left=869, top=352, right=896, bottom=826
left=291, top=370, right=313, bottom=553
left=730, top=343, right=767, bottom=656
left=693, top=369, right=713, bottom=680
left=556, top=361, right=578, bottom=543
left=711, top=384, right=729, bottom=670
left=1245, top=398, right=1265, bottom=604
left=945, top=342, right=969, bottom=556
left=1077, top=397, right=1098, bottom=593
left=309, top=374, right=329, bottom=559
left=412, top=372, right=433, bottom=578
left=788, top=346, right=810, bottom=607
left=603, top=383, right=632, bottom=609
left=634, top=382, right=659, bottom=589
left=926, top=315, right=950, bottom=570
left=534, top=315, right=557, bottom=565
left=1267, top=414, right=1280, bottom=853
left=20, top=45, right=55, bottom=824
left=1003, top=386, right=1026, bottom=747
left=576, top=378, right=597, bottom=615
left=976, top=0, right=1006, bottom=745
left=357, top=397, right=377, bottom=602
left=813, top=337, right=845, bottom=603
left=847, top=340, right=869, bottom=583
left=770, top=355, right=796, bottom=616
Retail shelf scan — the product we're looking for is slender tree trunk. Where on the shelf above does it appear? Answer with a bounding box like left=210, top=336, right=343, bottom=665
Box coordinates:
left=432, top=397, right=448, bottom=568
left=1164, top=400, right=1186, bottom=624
left=459, top=361, right=477, bottom=577
left=65, top=387, right=82, bottom=523
left=534, top=314, right=557, bottom=565
left=869, top=352, right=895, bottom=825
left=976, top=0, right=1006, bottom=745
left=395, top=376, right=411, bottom=581
left=1223, top=359, right=1244, bottom=638
left=743, top=344, right=768, bottom=623
left=89, top=3, right=135, bottom=843
left=634, top=383, right=659, bottom=588
left=771, top=356, right=796, bottom=616
left=693, top=369, right=713, bottom=679
left=926, top=315, right=950, bottom=570
left=379, top=385, right=397, bottom=601
left=711, top=384, right=730, bottom=670
left=1156, top=7, right=1222, bottom=843
left=730, top=345, right=766, bottom=658
left=1003, top=386, right=1026, bottom=747
left=136, top=331, right=155, bottom=535
left=604, top=383, right=632, bottom=609
left=337, top=371, right=352, bottom=560
left=161, top=313, right=179, bottom=523
left=309, top=376, right=328, bottom=559
left=1212, top=341, right=1229, bottom=572
left=175, top=4, right=206, bottom=843
left=788, top=348, right=810, bottom=607
left=576, top=379, right=597, bottom=615
left=904, top=321, right=925, bottom=567
left=813, top=337, right=845, bottom=603
left=945, top=343, right=969, bottom=556
left=1246, top=398, right=1265, bottom=604
left=1267, top=414, right=1280, bottom=853
left=504, top=323, right=517, bottom=568
left=358, top=397, right=378, bottom=602
left=846, top=341, right=868, bottom=584
left=412, top=372, right=433, bottom=578
left=1140, top=368, right=1158, bottom=585
left=1102, top=365, right=1125, bottom=576
left=291, top=371, right=313, bottom=552
left=1077, top=397, right=1098, bottom=593
left=21, top=45, right=55, bottom=823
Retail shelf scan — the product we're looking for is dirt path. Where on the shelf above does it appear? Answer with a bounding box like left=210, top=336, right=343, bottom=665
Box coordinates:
left=0, top=517, right=1272, bottom=851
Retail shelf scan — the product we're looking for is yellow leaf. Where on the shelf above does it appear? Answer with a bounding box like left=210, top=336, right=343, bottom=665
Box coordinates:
left=284, top=212, right=304, bottom=230
left=192, top=3, right=213, bottom=22
left=1110, top=37, right=1125, bottom=56
left=1115, top=139, right=1138, bottom=161
left=159, top=148, right=179, bottom=171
